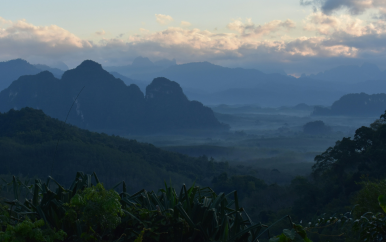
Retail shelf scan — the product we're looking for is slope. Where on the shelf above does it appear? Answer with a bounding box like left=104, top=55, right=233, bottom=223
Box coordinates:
left=0, top=107, right=228, bottom=190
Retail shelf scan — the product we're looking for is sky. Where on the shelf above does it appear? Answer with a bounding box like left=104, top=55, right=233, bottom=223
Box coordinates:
left=0, top=0, right=386, bottom=75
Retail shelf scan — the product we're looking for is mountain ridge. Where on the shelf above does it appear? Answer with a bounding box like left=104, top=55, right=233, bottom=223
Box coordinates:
left=0, top=60, right=228, bottom=134
left=304, top=62, right=386, bottom=83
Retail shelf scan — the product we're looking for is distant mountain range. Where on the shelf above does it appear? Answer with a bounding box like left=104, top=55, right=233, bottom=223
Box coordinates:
left=0, top=59, right=65, bottom=91
left=0, top=60, right=228, bottom=134
left=105, top=58, right=386, bottom=106
left=303, top=63, right=386, bottom=83
left=105, top=56, right=177, bottom=78
left=1, top=58, right=386, bottom=107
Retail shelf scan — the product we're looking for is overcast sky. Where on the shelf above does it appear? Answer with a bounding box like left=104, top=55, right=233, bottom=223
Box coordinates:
left=1, top=0, right=386, bottom=75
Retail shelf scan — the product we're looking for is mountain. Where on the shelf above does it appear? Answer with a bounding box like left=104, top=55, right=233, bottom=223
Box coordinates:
left=33, top=64, right=64, bottom=78
left=0, top=59, right=66, bottom=92
left=313, top=93, right=386, bottom=116
left=131, top=56, right=156, bottom=68
left=0, top=60, right=227, bottom=134
left=126, top=61, right=271, bottom=92
left=0, top=59, right=42, bottom=91
left=0, top=107, right=229, bottom=189
left=154, top=58, right=177, bottom=68
left=105, top=56, right=173, bottom=77
left=109, top=71, right=148, bottom=92
left=304, top=63, right=386, bottom=83
left=104, top=61, right=358, bottom=106
left=6, top=58, right=386, bottom=107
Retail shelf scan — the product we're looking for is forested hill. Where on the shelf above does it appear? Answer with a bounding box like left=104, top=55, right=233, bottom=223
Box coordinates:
left=313, top=93, right=386, bottom=116
left=0, top=108, right=229, bottom=190
left=0, top=60, right=228, bottom=134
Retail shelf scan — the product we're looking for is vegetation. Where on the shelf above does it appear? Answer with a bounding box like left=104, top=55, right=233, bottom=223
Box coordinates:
left=0, top=171, right=312, bottom=242
left=303, top=121, right=331, bottom=135
left=0, top=107, right=230, bottom=190
left=4, top=105, right=386, bottom=241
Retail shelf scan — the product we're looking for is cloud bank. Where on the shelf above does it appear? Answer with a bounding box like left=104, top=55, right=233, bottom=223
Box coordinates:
left=0, top=11, right=386, bottom=74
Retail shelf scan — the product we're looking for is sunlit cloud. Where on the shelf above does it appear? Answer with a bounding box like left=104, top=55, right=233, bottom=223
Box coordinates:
left=0, top=17, right=12, bottom=25
left=180, top=21, right=191, bottom=27
left=0, top=18, right=91, bottom=61
left=0, top=14, right=385, bottom=74
left=155, top=14, right=174, bottom=25
left=227, top=18, right=296, bottom=38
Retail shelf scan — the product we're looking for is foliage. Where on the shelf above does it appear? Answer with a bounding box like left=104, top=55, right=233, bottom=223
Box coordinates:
left=296, top=111, right=386, bottom=226
left=290, top=180, right=386, bottom=242
left=0, top=171, right=313, bottom=242
left=65, top=183, right=123, bottom=239
left=0, top=218, right=66, bottom=242
left=352, top=179, right=386, bottom=217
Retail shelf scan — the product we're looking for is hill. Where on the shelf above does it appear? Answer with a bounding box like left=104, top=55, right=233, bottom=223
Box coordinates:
left=313, top=93, right=386, bottom=116
left=0, top=60, right=227, bottom=134
left=0, top=107, right=229, bottom=190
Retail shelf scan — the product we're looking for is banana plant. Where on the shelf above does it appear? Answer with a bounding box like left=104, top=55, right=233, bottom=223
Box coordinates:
left=1, top=172, right=310, bottom=242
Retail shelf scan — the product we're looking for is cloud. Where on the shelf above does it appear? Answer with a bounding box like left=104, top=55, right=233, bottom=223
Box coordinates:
left=301, top=0, right=386, bottom=16
left=180, top=21, right=191, bottom=27
left=0, top=16, right=386, bottom=74
left=155, top=14, right=174, bottom=25
left=95, top=29, right=106, bottom=36
left=0, top=18, right=91, bottom=61
left=0, top=17, right=12, bottom=25
left=227, top=19, right=296, bottom=38
left=303, top=12, right=386, bottom=36
left=300, top=0, right=314, bottom=6
left=95, top=14, right=386, bottom=73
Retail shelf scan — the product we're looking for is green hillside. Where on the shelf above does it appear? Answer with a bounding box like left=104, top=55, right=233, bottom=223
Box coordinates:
left=0, top=108, right=229, bottom=191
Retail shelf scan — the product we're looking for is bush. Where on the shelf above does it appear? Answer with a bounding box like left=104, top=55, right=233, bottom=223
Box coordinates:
left=0, top=218, right=66, bottom=242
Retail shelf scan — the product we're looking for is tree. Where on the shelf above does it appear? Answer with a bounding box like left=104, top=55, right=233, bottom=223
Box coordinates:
left=303, top=120, right=331, bottom=135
